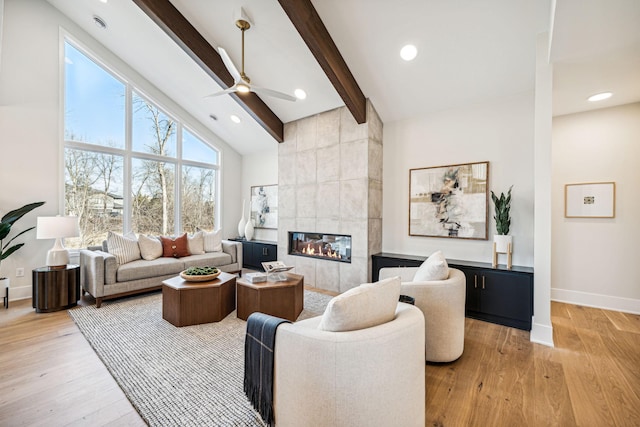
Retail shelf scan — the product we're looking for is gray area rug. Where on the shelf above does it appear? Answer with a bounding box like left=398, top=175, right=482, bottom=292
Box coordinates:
left=68, top=290, right=332, bottom=426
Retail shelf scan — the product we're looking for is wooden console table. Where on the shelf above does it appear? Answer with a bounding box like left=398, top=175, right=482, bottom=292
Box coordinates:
left=372, top=253, right=534, bottom=330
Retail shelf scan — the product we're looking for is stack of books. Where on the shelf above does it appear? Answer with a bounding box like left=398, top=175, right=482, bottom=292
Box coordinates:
left=244, top=272, right=267, bottom=283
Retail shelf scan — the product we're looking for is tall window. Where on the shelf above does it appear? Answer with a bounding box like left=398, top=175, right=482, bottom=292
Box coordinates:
left=64, top=40, right=219, bottom=248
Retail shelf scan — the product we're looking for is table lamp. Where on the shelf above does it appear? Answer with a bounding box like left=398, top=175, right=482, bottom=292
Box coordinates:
left=36, top=216, right=79, bottom=268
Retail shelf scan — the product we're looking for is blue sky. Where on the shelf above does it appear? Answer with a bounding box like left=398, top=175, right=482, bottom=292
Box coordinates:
left=64, top=42, right=218, bottom=164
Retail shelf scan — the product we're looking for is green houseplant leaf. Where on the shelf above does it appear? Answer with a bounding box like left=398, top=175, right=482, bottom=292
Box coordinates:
left=0, top=202, right=45, bottom=276
left=490, top=186, right=512, bottom=235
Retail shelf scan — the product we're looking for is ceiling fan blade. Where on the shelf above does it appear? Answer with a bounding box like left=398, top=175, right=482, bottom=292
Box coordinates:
left=204, top=87, right=237, bottom=98
left=251, top=86, right=297, bottom=102
left=218, top=47, right=242, bottom=83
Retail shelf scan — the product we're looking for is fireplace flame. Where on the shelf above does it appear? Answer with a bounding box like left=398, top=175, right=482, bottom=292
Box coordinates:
left=301, top=242, right=340, bottom=258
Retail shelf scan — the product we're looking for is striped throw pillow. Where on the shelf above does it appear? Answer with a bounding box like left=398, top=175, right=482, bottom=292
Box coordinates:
left=107, top=231, right=141, bottom=265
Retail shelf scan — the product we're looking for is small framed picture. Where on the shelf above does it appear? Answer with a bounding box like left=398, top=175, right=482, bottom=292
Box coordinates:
left=565, top=182, right=615, bottom=218
left=250, top=185, right=278, bottom=229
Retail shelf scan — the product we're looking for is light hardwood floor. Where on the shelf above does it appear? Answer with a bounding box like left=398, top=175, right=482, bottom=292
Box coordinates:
left=1, top=292, right=639, bottom=426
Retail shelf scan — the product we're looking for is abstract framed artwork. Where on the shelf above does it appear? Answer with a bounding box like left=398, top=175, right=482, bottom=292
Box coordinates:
left=565, top=182, right=615, bottom=218
left=250, top=184, right=278, bottom=229
left=409, top=161, right=489, bottom=239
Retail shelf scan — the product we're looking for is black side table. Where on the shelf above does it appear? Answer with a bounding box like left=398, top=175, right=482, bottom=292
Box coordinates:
left=32, top=265, right=80, bottom=313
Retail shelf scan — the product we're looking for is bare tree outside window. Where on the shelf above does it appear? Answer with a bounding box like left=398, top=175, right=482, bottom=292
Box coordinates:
left=64, top=147, right=123, bottom=248
left=182, top=165, right=215, bottom=232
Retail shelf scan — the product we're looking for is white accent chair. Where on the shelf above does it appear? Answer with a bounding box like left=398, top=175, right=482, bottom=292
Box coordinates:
left=273, top=303, right=425, bottom=427
left=379, top=267, right=466, bottom=362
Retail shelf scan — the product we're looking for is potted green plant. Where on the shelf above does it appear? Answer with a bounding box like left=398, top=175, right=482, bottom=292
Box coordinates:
left=0, top=202, right=46, bottom=289
left=490, top=186, right=512, bottom=253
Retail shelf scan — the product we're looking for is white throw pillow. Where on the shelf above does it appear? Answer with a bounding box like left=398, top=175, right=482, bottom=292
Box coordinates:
left=199, top=228, right=222, bottom=252
left=317, top=276, right=401, bottom=332
left=187, top=231, right=205, bottom=255
left=413, top=250, right=449, bottom=281
left=107, top=231, right=141, bottom=265
left=138, top=234, right=163, bottom=260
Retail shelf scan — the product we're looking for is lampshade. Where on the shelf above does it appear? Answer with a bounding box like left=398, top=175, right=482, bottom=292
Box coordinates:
left=37, top=216, right=79, bottom=268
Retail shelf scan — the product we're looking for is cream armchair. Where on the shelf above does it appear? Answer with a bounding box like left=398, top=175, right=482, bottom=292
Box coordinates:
left=379, top=267, right=466, bottom=362
left=272, top=303, right=425, bottom=427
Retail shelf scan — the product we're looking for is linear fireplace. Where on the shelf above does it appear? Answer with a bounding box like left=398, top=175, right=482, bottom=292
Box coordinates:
left=288, top=232, right=352, bottom=263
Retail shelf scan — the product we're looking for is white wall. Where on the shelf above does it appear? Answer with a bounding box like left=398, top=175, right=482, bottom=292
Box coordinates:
left=0, top=0, right=242, bottom=300
left=241, top=148, right=278, bottom=242
left=552, top=103, right=640, bottom=314
left=382, top=92, right=535, bottom=267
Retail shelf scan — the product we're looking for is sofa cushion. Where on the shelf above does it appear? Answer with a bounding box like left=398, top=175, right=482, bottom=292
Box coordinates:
left=187, top=231, right=205, bottom=255
left=160, top=233, right=190, bottom=258
left=198, top=228, right=223, bottom=252
left=116, top=257, right=184, bottom=282
left=317, top=276, right=401, bottom=332
left=138, top=234, right=163, bottom=260
left=107, top=231, right=141, bottom=265
left=413, top=250, right=449, bottom=281
left=182, top=252, right=233, bottom=269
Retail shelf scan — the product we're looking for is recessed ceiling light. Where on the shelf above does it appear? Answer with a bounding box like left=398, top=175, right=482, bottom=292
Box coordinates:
left=400, top=44, right=418, bottom=61
left=230, top=115, right=241, bottom=124
left=294, top=89, right=307, bottom=100
left=588, top=92, right=612, bottom=102
left=98, top=0, right=108, bottom=3
left=93, top=15, right=107, bottom=29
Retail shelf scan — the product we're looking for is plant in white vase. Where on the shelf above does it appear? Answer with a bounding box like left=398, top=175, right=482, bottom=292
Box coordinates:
left=491, top=186, right=512, bottom=254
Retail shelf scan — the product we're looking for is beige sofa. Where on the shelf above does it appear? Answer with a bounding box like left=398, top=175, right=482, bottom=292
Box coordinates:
left=80, top=240, right=242, bottom=307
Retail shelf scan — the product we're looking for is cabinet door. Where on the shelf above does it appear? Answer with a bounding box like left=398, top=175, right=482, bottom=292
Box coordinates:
left=241, top=242, right=254, bottom=269
left=461, top=268, right=481, bottom=313
left=480, top=271, right=532, bottom=325
left=255, top=243, right=277, bottom=264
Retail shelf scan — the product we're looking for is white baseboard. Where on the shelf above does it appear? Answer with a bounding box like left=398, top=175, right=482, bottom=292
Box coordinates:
left=551, top=288, right=640, bottom=315
left=8, top=285, right=32, bottom=302
left=530, top=317, right=554, bottom=347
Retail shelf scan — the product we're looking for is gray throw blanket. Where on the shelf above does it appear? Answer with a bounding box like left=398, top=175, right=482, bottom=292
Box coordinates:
left=244, top=312, right=290, bottom=426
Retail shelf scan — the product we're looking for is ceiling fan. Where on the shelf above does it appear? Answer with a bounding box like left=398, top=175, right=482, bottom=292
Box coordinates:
left=207, top=17, right=296, bottom=102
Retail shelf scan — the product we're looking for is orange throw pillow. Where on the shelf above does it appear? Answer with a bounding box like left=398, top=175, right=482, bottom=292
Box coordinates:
left=160, top=233, right=191, bottom=258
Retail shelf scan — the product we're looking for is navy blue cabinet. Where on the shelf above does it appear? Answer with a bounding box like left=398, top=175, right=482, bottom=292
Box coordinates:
left=231, top=239, right=277, bottom=271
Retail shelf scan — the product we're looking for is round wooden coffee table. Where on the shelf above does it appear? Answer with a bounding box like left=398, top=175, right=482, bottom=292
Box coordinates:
left=236, top=273, right=304, bottom=322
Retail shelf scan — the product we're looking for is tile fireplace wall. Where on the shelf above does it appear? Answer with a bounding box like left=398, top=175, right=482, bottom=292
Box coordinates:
left=278, top=101, right=383, bottom=293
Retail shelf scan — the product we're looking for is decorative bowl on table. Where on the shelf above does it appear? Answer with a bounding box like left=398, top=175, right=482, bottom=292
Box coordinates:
left=180, top=266, right=221, bottom=282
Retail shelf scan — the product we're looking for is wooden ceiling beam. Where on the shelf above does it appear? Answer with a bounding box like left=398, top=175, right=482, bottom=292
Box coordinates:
left=132, top=0, right=284, bottom=142
left=278, top=0, right=367, bottom=124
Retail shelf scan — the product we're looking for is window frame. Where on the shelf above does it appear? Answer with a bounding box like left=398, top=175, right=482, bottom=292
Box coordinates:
left=62, top=35, right=220, bottom=245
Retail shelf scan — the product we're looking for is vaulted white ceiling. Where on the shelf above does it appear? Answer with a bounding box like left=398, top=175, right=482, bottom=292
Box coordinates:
left=46, top=0, right=640, bottom=154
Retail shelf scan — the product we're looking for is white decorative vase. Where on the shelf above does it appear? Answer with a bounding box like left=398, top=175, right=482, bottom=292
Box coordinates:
left=237, top=200, right=247, bottom=238
left=244, top=219, right=255, bottom=241
left=494, top=235, right=513, bottom=253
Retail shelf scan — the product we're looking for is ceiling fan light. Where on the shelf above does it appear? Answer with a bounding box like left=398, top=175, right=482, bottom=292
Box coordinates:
left=294, top=89, right=307, bottom=100
left=588, top=92, right=612, bottom=102
left=400, top=44, right=417, bottom=61
left=236, top=83, right=250, bottom=93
